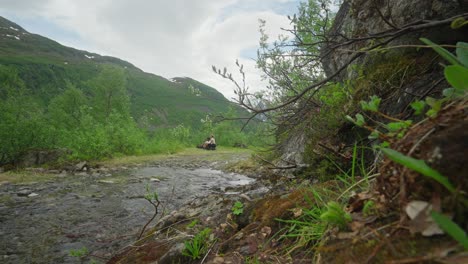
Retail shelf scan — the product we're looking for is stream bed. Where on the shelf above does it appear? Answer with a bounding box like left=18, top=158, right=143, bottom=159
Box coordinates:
left=0, top=161, right=258, bottom=263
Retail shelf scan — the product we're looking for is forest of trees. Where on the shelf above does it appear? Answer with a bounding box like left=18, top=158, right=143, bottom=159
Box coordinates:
left=0, top=64, right=273, bottom=165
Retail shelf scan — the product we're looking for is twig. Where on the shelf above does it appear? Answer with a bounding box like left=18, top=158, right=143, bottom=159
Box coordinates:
left=418, top=78, right=445, bottom=100
left=373, top=3, right=399, bottom=30
left=366, top=229, right=398, bottom=263
left=408, top=128, right=436, bottom=155
left=253, top=154, right=297, bottom=169
left=200, top=240, right=217, bottom=264
left=361, top=221, right=398, bottom=239
left=216, top=12, right=468, bottom=122
left=138, top=199, right=160, bottom=240
left=317, top=143, right=350, bottom=160
left=336, top=173, right=379, bottom=200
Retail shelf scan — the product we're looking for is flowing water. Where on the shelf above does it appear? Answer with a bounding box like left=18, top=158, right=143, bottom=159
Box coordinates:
left=0, top=160, right=256, bottom=263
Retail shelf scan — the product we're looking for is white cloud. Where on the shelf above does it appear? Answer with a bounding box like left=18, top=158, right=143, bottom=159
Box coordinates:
left=0, top=0, right=299, bottom=100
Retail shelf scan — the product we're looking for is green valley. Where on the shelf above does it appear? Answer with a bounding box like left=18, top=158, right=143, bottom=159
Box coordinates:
left=0, top=16, right=269, bottom=164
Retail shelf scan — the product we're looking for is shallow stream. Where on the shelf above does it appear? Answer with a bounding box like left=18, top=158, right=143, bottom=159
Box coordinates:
left=0, top=160, right=256, bottom=263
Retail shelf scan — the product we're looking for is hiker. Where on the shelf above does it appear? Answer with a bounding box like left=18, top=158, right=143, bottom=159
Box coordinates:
left=207, top=134, right=216, bottom=150
left=202, top=137, right=210, bottom=149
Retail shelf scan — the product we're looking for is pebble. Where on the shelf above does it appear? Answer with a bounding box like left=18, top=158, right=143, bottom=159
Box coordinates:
left=212, top=256, right=224, bottom=264
left=98, top=180, right=115, bottom=184
left=28, top=193, right=39, bottom=197
left=17, top=189, right=32, bottom=197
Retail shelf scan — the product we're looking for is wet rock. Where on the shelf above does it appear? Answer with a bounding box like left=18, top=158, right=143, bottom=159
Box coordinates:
left=75, top=161, right=87, bottom=171
left=98, top=180, right=115, bottom=184
left=98, top=167, right=109, bottom=173
left=17, top=189, right=32, bottom=197
left=158, top=242, right=186, bottom=264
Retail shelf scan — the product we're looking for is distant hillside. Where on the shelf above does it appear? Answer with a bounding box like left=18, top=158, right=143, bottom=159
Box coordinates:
left=0, top=16, right=248, bottom=129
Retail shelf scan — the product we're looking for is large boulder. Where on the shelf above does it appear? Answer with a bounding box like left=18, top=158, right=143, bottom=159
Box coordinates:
left=283, top=0, right=468, bottom=166
left=321, top=0, right=468, bottom=80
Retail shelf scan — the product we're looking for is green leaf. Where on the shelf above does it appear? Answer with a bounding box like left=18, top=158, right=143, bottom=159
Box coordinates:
left=431, top=211, right=468, bottom=249
left=420, top=38, right=461, bottom=66
left=232, top=201, right=244, bottom=215
left=425, top=97, right=442, bottom=118
left=346, top=114, right=365, bottom=127
left=360, top=95, right=381, bottom=112
left=320, top=201, right=351, bottom=229
left=456, top=42, right=468, bottom=67
left=451, top=18, right=468, bottom=30
left=426, top=109, right=438, bottom=118
left=410, top=100, right=426, bottom=115
left=381, top=148, right=455, bottom=193
left=368, top=130, right=380, bottom=140
left=444, top=65, right=468, bottom=90
left=386, top=121, right=411, bottom=132
left=379, top=141, right=390, bottom=148
left=442, top=87, right=465, bottom=98
left=355, top=114, right=365, bottom=126
left=345, top=115, right=355, bottom=123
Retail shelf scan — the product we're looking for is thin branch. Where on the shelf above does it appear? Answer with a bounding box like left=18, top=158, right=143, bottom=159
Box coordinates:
left=254, top=154, right=297, bottom=169
left=138, top=199, right=160, bottom=240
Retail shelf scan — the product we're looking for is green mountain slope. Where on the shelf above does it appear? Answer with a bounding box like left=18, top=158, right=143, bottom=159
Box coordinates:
left=0, top=16, right=247, bottom=129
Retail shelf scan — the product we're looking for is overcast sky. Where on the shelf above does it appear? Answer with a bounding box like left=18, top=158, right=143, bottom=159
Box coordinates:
left=0, top=0, right=301, bottom=100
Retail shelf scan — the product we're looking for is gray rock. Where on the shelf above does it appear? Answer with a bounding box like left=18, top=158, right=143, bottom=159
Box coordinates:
left=17, top=189, right=32, bottom=197
left=158, top=242, right=186, bottom=264
left=98, top=180, right=115, bottom=184
left=75, top=161, right=87, bottom=171
left=322, top=0, right=464, bottom=80
left=28, top=193, right=39, bottom=197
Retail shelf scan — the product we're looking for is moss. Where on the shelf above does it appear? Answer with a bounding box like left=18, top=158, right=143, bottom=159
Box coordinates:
left=251, top=181, right=344, bottom=229
left=252, top=188, right=313, bottom=228
left=351, top=51, right=435, bottom=104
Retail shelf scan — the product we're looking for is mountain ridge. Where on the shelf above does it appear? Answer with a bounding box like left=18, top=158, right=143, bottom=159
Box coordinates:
left=0, top=16, right=246, bottom=129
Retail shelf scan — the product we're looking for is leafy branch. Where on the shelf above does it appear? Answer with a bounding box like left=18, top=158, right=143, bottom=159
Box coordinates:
left=137, top=184, right=161, bottom=240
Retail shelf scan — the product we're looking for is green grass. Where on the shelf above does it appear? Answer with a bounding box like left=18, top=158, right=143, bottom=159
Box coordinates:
left=97, top=147, right=252, bottom=167
left=0, top=170, right=58, bottom=184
